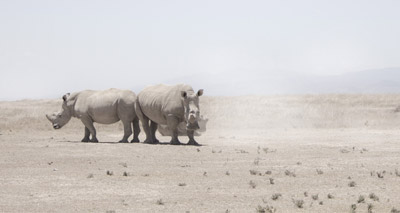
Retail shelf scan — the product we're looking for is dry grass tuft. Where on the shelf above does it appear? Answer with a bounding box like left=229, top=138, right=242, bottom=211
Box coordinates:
left=348, top=181, right=356, bottom=187
left=249, top=180, right=257, bottom=189
left=284, top=170, right=296, bottom=177
left=256, top=204, right=276, bottom=213
left=271, top=193, right=282, bottom=201
left=357, top=195, right=365, bottom=203
left=292, top=199, right=304, bottom=208
left=369, top=193, right=379, bottom=202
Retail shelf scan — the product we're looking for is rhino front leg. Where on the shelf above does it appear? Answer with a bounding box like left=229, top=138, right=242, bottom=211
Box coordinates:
left=81, top=127, right=90, bottom=142
left=167, top=115, right=181, bottom=145
left=131, top=118, right=140, bottom=143
left=187, top=129, right=199, bottom=146
left=119, top=120, right=132, bottom=143
left=80, top=117, right=98, bottom=143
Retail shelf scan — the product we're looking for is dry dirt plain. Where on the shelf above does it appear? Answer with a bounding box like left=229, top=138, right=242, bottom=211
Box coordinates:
left=1, top=95, right=400, bottom=213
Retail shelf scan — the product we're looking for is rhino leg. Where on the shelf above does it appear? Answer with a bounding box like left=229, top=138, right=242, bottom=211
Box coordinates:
left=187, top=130, right=199, bottom=146
left=167, top=115, right=181, bottom=145
left=119, top=119, right=132, bottom=143
left=81, top=127, right=90, bottom=142
left=140, top=116, right=153, bottom=143
left=81, top=117, right=98, bottom=143
left=150, top=121, right=159, bottom=144
left=131, top=118, right=140, bottom=143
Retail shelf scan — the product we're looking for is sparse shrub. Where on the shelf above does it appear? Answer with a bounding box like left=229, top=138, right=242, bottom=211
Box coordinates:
left=304, top=192, right=308, bottom=197
left=351, top=204, right=357, bottom=213
left=357, top=195, right=365, bottom=203
left=269, top=178, right=275, bottom=185
left=348, top=181, right=356, bottom=187
left=316, top=169, right=323, bottom=175
left=203, top=172, right=207, bottom=176
left=377, top=171, right=384, bottom=178
left=250, top=170, right=261, bottom=176
left=143, top=174, right=150, bottom=177
left=327, top=193, right=334, bottom=199
left=312, top=194, right=319, bottom=200
left=119, top=162, right=128, bottom=168
left=395, top=169, right=400, bottom=177
left=296, top=162, right=302, bottom=165
left=106, top=211, right=116, bottom=213
left=178, top=183, right=186, bottom=187
left=391, top=208, right=400, bottom=213
left=285, top=170, right=296, bottom=177
left=226, top=171, right=230, bottom=176
left=156, top=199, right=164, bottom=205
left=368, top=203, right=374, bottom=213
left=254, top=157, right=260, bottom=165
left=319, top=201, right=323, bottom=205
left=249, top=180, right=257, bottom=189
left=106, top=170, right=113, bottom=176
left=292, top=199, right=304, bottom=208
left=87, top=173, right=94, bottom=178
left=123, top=171, right=129, bottom=177
left=271, top=193, right=282, bottom=201
left=263, top=148, right=269, bottom=154
left=369, top=193, right=379, bottom=201
left=255, top=204, right=276, bottom=213
left=265, top=171, right=272, bottom=175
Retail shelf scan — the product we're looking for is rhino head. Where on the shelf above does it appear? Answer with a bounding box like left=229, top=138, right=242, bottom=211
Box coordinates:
left=46, top=93, right=72, bottom=129
left=181, top=89, right=203, bottom=130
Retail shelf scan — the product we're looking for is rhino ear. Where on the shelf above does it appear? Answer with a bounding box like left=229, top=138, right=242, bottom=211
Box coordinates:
left=197, top=89, right=204, bottom=97
left=181, top=91, right=187, bottom=99
left=62, top=93, right=70, bottom=102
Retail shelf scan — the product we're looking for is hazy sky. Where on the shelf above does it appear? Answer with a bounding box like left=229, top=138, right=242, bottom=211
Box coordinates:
left=1, top=0, right=399, bottom=100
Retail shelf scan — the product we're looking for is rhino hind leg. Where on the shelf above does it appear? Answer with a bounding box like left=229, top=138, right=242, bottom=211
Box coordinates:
left=150, top=121, right=159, bottom=144
left=81, top=127, right=90, bottom=142
left=119, top=119, right=132, bottom=143
left=131, top=118, right=140, bottom=143
left=187, top=130, right=200, bottom=146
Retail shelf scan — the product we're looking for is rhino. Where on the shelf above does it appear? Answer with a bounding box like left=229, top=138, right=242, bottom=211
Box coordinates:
left=46, top=89, right=140, bottom=143
left=135, top=84, right=204, bottom=145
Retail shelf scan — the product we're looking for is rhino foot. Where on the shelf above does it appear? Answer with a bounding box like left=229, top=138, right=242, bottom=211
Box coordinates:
left=119, top=139, right=129, bottom=143
left=187, top=140, right=200, bottom=146
left=90, top=138, right=99, bottom=143
left=131, top=138, right=140, bottom=143
left=170, top=140, right=181, bottom=145
left=81, top=138, right=90, bottom=142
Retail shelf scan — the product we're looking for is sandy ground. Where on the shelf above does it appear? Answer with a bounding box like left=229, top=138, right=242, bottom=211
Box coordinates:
left=1, top=95, right=400, bottom=212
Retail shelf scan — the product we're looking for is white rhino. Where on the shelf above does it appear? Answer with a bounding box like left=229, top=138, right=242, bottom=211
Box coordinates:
left=46, top=89, right=140, bottom=143
left=135, top=84, right=204, bottom=145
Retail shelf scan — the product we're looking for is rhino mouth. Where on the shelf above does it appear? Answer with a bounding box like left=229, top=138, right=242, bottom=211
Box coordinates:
left=53, top=124, right=61, bottom=129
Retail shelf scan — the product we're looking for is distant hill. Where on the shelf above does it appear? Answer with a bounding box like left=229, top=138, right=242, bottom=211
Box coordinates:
left=164, top=68, right=400, bottom=95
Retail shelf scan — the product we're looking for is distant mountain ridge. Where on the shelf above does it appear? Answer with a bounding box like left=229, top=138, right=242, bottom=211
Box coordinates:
left=164, top=68, right=400, bottom=95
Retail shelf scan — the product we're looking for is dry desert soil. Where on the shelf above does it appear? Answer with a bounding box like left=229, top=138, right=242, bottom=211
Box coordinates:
left=1, top=95, right=400, bottom=212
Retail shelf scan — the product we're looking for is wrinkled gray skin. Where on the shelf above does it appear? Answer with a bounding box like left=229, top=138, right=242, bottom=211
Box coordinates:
left=46, top=89, right=140, bottom=143
left=135, top=84, right=203, bottom=145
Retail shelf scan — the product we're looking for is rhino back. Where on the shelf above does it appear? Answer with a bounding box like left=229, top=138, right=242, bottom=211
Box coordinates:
left=73, top=89, right=134, bottom=124
left=138, top=84, right=193, bottom=124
